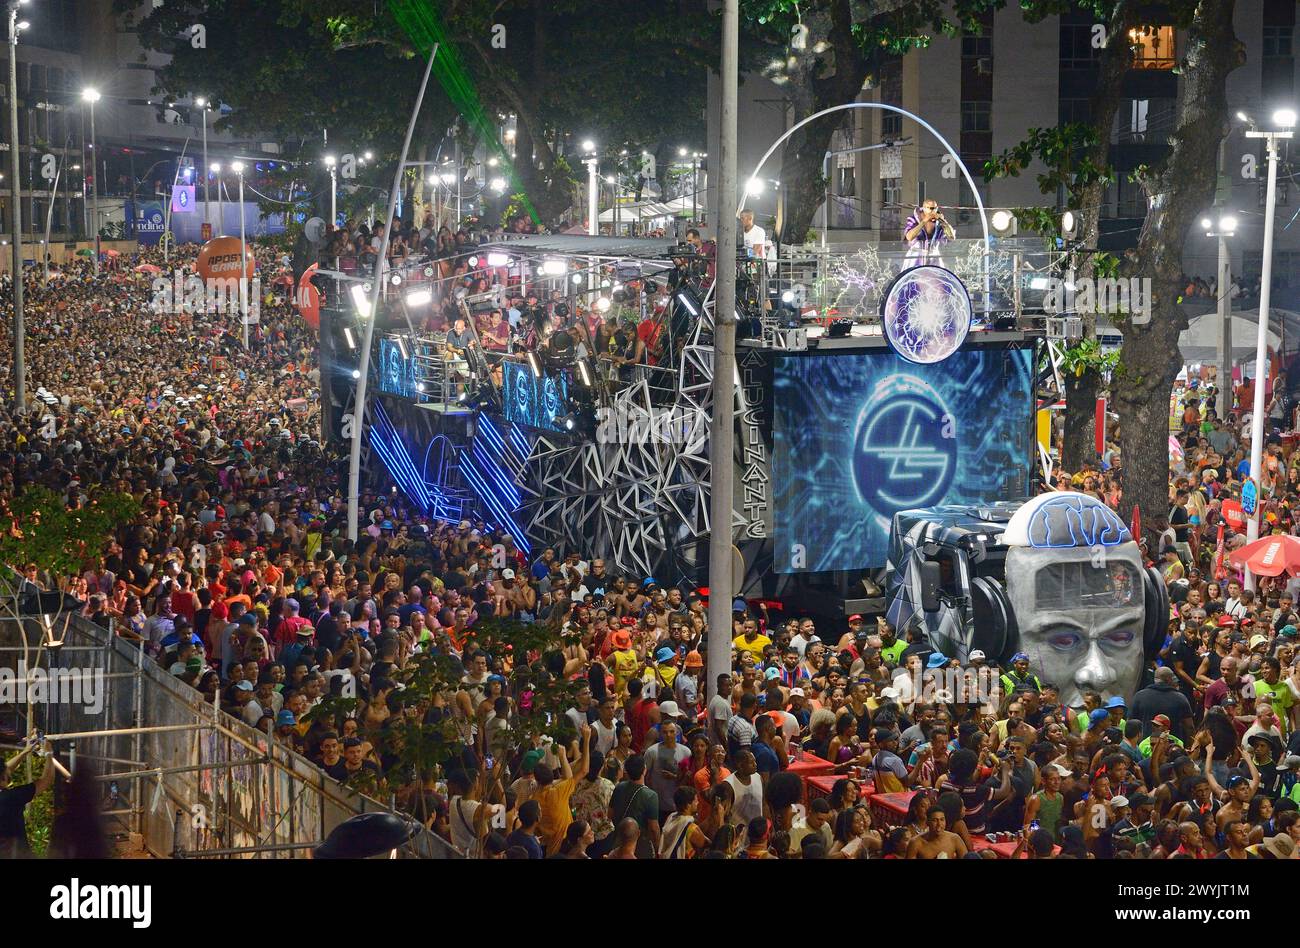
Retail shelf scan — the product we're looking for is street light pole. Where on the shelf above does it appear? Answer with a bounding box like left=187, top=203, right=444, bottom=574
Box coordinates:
left=233, top=161, right=247, bottom=348
left=324, top=154, right=336, bottom=226
left=584, top=146, right=598, bottom=236
left=1243, top=111, right=1294, bottom=591
left=211, top=162, right=223, bottom=235
left=706, top=0, right=739, bottom=694
left=1202, top=212, right=1236, bottom=420
left=196, top=98, right=209, bottom=234
left=7, top=3, right=27, bottom=412
left=81, top=86, right=100, bottom=276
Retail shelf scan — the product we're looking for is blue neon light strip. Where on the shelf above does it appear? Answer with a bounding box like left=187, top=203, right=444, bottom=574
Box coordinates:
left=471, top=440, right=521, bottom=507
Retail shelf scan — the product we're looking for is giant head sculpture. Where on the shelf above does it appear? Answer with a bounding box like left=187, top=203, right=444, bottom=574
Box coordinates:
left=1001, top=492, right=1166, bottom=708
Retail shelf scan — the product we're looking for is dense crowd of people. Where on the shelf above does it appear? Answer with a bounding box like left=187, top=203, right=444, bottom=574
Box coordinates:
left=1, top=225, right=1299, bottom=862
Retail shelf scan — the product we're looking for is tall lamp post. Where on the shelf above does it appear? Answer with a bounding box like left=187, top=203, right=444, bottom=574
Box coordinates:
left=210, top=162, right=223, bottom=235
left=1242, top=108, right=1295, bottom=591
left=1200, top=212, right=1237, bottom=420
left=7, top=1, right=29, bottom=412
left=232, top=161, right=248, bottom=348
left=323, top=153, right=337, bottom=226
left=582, top=140, right=598, bottom=236
left=195, top=97, right=209, bottom=233
left=81, top=86, right=100, bottom=276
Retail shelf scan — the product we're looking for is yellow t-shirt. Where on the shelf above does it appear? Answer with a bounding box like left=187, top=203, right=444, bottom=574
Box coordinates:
left=611, top=648, right=640, bottom=701
left=536, top=776, right=578, bottom=855
left=733, top=633, right=772, bottom=662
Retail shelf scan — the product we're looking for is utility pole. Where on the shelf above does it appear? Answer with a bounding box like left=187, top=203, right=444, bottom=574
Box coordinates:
left=706, top=0, right=739, bottom=693
left=8, top=3, right=26, bottom=411
left=1243, top=111, right=1294, bottom=590
left=81, top=86, right=100, bottom=275
left=196, top=97, right=209, bottom=233
left=347, top=43, right=439, bottom=542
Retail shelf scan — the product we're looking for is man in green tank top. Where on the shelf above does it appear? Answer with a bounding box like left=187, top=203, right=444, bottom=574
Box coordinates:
left=1023, top=762, right=1068, bottom=840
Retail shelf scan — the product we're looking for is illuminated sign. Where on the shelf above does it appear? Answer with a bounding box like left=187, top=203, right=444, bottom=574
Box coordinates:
left=852, top=374, right=956, bottom=511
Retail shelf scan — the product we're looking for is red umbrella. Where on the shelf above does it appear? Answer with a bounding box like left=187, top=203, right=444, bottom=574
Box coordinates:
left=1227, top=534, right=1300, bottom=577
left=134, top=263, right=162, bottom=274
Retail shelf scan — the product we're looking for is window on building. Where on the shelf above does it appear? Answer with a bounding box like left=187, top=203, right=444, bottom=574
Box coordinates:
left=1264, top=25, right=1294, bottom=56
left=881, top=177, right=902, bottom=234
left=838, top=165, right=856, bottom=198
left=962, top=32, right=992, bottom=60
left=1129, top=25, right=1175, bottom=69
left=1059, top=98, right=1091, bottom=127
left=957, top=174, right=990, bottom=226
left=1060, top=22, right=1100, bottom=70
left=961, top=101, right=991, bottom=133
left=881, top=112, right=902, bottom=138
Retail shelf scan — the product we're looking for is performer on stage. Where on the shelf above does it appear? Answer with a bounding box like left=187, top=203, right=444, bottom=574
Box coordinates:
left=903, top=199, right=955, bottom=268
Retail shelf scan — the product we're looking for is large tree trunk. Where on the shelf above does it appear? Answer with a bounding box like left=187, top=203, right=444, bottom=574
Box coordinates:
left=774, top=0, right=870, bottom=245
left=1061, top=2, right=1138, bottom=471
left=1112, top=0, right=1242, bottom=546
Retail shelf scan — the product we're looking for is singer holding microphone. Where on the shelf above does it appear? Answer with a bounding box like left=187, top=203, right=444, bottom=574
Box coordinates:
left=903, top=199, right=955, bottom=268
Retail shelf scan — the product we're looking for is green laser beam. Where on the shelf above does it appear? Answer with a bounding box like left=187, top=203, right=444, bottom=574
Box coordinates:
left=388, top=0, right=540, bottom=224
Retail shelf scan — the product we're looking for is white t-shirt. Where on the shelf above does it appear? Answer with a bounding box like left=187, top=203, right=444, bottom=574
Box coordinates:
left=742, top=223, right=770, bottom=261
left=725, top=772, right=764, bottom=826
left=592, top=719, right=618, bottom=755
left=448, top=796, right=503, bottom=855
left=707, top=693, right=732, bottom=737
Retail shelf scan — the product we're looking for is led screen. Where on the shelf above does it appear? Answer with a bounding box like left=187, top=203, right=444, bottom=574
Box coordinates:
left=502, top=360, right=570, bottom=433
left=772, top=346, right=1034, bottom=573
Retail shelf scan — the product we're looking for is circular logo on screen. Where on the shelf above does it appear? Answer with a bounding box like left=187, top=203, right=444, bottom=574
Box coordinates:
left=852, top=375, right=957, bottom=512
left=542, top=376, right=560, bottom=423
left=880, top=265, right=972, bottom=364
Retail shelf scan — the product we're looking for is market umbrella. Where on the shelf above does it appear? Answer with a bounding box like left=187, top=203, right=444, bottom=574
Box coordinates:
left=75, top=248, right=93, bottom=257
left=1227, top=534, right=1300, bottom=577
left=134, top=263, right=162, bottom=274
left=104, top=249, right=121, bottom=258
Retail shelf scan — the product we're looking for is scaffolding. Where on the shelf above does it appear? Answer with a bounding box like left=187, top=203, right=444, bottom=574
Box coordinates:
left=0, top=609, right=459, bottom=859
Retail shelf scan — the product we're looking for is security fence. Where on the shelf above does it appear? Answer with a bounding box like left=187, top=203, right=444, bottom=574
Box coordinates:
left=0, top=610, right=460, bottom=859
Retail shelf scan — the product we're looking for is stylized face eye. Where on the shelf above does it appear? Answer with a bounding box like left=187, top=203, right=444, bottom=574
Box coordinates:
left=1047, top=630, right=1081, bottom=650
left=1106, top=629, right=1137, bottom=648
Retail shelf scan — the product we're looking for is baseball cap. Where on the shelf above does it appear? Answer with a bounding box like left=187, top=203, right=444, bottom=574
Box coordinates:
left=1151, top=714, right=1172, bottom=728
left=968, top=649, right=986, bottom=662
left=1110, top=795, right=1130, bottom=808
left=239, top=613, right=258, bottom=626
left=1217, top=615, right=1237, bottom=627
left=764, top=666, right=781, bottom=681
left=235, top=680, right=254, bottom=692
left=684, top=651, right=704, bottom=668
left=1261, top=834, right=1297, bottom=859
left=658, top=700, right=682, bottom=718
left=789, top=688, right=806, bottom=698
left=276, top=710, right=296, bottom=726
left=1226, top=774, right=1249, bottom=789
left=501, top=568, right=516, bottom=580
left=1247, top=732, right=1275, bottom=747
left=1281, top=624, right=1300, bottom=638
left=521, top=749, right=544, bottom=774
left=1104, top=696, right=1127, bottom=709
left=847, top=614, right=865, bottom=623
left=879, top=687, right=900, bottom=700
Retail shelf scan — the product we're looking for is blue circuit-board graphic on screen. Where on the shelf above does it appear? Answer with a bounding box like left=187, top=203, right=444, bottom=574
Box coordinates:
left=378, top=338, right=418, bottom=399
left=772, top=347, right=1033, bottom=573
left=502, top=360, right=569, bottom=433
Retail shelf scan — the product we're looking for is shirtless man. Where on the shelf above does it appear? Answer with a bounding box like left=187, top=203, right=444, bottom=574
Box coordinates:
left=906, top=807, right=968, bottom=859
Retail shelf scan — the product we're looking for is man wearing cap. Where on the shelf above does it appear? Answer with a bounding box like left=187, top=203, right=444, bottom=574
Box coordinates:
left=999, top=653, right=1042, bottom=699
left=609, top=630, right=641, bottom=706
left=1137, top=714, right=1186, bottom=758
left=675, top=650, right=705, bottom=716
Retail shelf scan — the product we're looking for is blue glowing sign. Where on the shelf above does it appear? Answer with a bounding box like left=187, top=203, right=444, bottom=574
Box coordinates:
left=1242, top=478, right=1258, bottom=516
left=502, top=361, right=570, bottom=433
left=881, top=265, right=972, bottom=364
left=852, top=375, right=956, bottom=511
